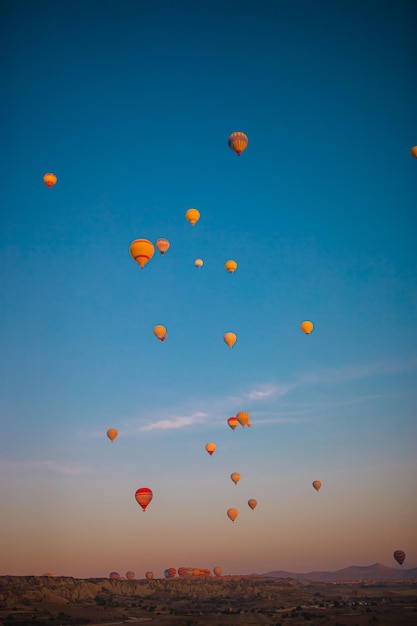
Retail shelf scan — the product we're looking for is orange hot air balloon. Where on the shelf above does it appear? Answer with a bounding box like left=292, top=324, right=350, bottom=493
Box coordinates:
left=228, top=132, right=248, bottom=156
left=126, top=571, right=135, bottom=580
left=185, top=208, right=200, bottom=226
left=410, top=146, right=417, bottom=158
left=129, top=239, right=155, bottom=268
left=236, top=411, right=249, bottom=427
left=194, top=258, right=203, bottom=268
left=156, top=238, right=170, bottom=255
left=153, top=325, right=167, bottom=342
left=145, top=571, right=154, bottom=580
left=205, top=442, right=216, bottom=456
left=312, top=480, right=322, bottom=492
left=227, top=416, right=238, bottom=431
left=248, top=499, right=257, bottom=510
left=135, top=487, right=153, bottom=511
left=247, top=421, right=252, bottom=427
left=227, top=508, right=238, bottom=522
left=213, top=566, right=222, bottom=577
left=393, top=550, right=406, bottom=566
left=300, top=320, right=314, bottom=334
left=223, top=332, right=237, bottom=348
left=225, top=260, right=237, bottom=273
left=230, top=472, right=240, bottom=485
left=106, top=428, right=118, bottom=442
left=43, top=173, right=57, bottom=188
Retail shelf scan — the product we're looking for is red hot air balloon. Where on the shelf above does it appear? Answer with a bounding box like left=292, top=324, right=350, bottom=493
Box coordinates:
left=393, top=550, right=406, bottom=565
left=135, top=487, right=153, bottom=511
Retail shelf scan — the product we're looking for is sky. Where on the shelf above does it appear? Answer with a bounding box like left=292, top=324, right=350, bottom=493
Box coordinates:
left=1, top=0, right=416, bottom=579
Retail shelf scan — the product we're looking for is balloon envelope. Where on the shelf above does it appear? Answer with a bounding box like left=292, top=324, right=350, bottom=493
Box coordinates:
left=236, top=411, right=249, bottom=427
left=213, top=566, right=222, bottom=576
left=228, top=132, right=248, bottom=155
left=231, top=472, right=240, bottom=485
left=227, top=417, right=238, bottom=431
left=145, top=571, right=154, bottom=580
left=225, top=260, right=238, bottom=273
left=109, top=572, right=120, bottom=579
left=156, top=238, right=170, bottom=254
left=194, top=258, right=203, bottom=268
left=130, top=239, right=155, bottom=268
left=185, top=208, right=200, bottom=226
left=300, top=320, right=314, bottom=334
left=205, top=442, right=216, bottom=456
left=224, top=332, right=237, bottom=348
left=312, top=480, right=322, bottom=492
left=248, top=498, right=257, bottom=510
left=153, top=325, right=167, bottom=341
left=393, top=550, right=406, bottom=565
left=227, top=508, right=238, bottom=522
left=43, top=173, right=57, bottom=188
left=135, top=487, right=153, bottom=511
left=126, top=571, right=135, bottom=580
left=106, top=428, right=118, bottom=442
left=410, top=146, right=417, bottom=158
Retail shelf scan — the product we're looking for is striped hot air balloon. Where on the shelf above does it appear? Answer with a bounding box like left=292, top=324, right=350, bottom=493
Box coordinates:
left=228, top=132, right=248, bottom=156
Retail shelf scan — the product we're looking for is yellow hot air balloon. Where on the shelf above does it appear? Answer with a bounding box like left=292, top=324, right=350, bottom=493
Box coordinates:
left=213, top=566, right=222, bottom=577
left=153, top=325, right=167, bottom=342
left=224, top=260, right=237, bottom=273
left=300, top=320, right=313, bottom=335
left=236, top=411, right=249, bottom=427
left=194, top=258, right=203, bottom=268
left=248, top=499, right=257, bottom=510
left=156, top=238, right=170, bottom=255
left=224, top=332, right=237, bottom=348
left=43, top=173, right=57, bottom=188
left=106, top=428, right=118, bottom=442
left=230, top=472, right=240, bottom=485
left=205, top=442, right=216, bottom=456
left=410, top=146, right=417, bottom=158
left=312, top=480, right=322, bottom=492
left=228, top=132, right=248, bottom=156
left=227, top=508, right=238, bottom=522
left=185, top=208, right=200, bottom=226
left=129, top=239, right=155, bottom=268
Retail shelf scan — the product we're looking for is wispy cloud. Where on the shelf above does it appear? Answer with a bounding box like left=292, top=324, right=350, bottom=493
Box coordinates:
left=139, top=411, right=208, bottom=431
left=0, top=459, right=95, bottom=475
left=298, top=357, right=417, bottom=387
left=244, top=383, right=295, bottom=400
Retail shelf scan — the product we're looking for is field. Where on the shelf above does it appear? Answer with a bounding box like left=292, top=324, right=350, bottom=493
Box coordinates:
left=1, top=576, right=417, bottom=626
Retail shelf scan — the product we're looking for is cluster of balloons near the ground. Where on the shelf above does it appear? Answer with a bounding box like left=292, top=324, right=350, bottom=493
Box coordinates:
left=108, top=567, right=223, bottom=580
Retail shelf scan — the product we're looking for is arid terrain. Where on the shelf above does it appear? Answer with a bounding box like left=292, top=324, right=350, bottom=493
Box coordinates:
left=1, top=572, right=417, bottom=626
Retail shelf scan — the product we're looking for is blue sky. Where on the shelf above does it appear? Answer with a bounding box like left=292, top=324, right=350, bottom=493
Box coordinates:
left=1, top=0, right=416, bottom=578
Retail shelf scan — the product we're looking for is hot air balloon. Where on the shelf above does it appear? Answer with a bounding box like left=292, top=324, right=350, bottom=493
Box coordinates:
left=228, top=132, right=248, bottom=156
left=153, top=325, right=167, bottom=342
left=156, top=238, right=170, bottom=255
left=106, top=428, right=118, bottom=442
left=43, top=173, right=57, bottom=188
left=145, top=571, right=154, bottom=580
left=312, top=480, right=322, bottom=492
left=42, top=572, right=56, bottom=577
left=194, top=258, right=203, bottom=268
left=129, top=239, right=155, bottom=269
left=109, top=571, right=120, bottom=579
left=227, top=417, right=238, bottom=431
left=126, top=571, right=135, bottom=580
left=227, top=508, right=238, bottom=522
left=247, top=421, right=252, bottom=427
left=300, top=321, right=313, bottom=335
left=178, top=567, right=188, bottom=577
left=393, top=550, right=406, bottom=566
left=185, top=208, right=200, bottom=226
left=205, top=442, right=216, bottom=456
left=225, top=260, right=237, bottom=273
left=236, top=411, right=249, bottom=427
left=231, top=472, right=240, bottom=485
left=213, top=566, right=222, bottom=577
left=135, top=487, right=153, bottom=511
left=164, top=568, right=176, bottom=578
left=248, top=499, right=257, bottom=510
left=410, top=146, right=417, bottom=158
left=223, top=332, right=237, bottom=348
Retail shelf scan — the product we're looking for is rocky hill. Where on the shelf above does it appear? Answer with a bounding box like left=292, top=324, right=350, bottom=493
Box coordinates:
left=262, top=562, right=417, bottom=581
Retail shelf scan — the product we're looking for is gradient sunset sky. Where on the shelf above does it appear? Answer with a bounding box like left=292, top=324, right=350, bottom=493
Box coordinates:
left=1, top=0, right=416, bottom=578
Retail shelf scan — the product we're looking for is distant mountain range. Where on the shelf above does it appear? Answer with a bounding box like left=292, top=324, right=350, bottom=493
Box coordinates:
left=262, top=562, right=417, bottom=582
